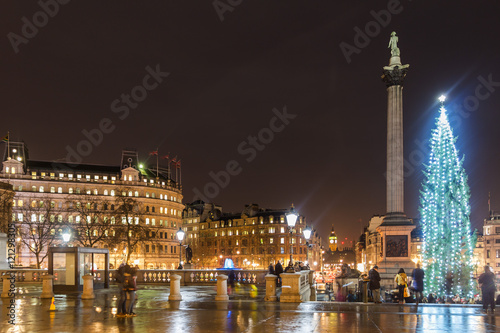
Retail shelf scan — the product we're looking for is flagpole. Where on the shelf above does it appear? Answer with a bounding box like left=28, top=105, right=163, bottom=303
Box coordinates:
left=7, top=131, right=10, bottom=159
left=156, top=147, right=159, bottom=178
left=489, top=192, right=492, bottom=217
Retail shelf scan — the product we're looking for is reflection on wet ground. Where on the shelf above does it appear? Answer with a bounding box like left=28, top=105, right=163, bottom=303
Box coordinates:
left=1, top=284, right=498, bottom=332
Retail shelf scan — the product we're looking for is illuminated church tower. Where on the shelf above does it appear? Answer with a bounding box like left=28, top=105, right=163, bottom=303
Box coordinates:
left=328, top=226, right=338, bottom=251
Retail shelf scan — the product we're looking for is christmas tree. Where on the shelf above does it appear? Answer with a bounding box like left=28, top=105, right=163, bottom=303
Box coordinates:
left=420, top=95, right=476, bottom=299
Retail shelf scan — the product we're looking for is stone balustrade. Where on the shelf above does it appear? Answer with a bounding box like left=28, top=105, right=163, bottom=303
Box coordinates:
left=280, top=270, right=312, bottom=303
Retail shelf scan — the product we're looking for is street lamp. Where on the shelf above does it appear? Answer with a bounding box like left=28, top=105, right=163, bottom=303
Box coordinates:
left=303, top=226, right=312, bottom=265
left=176, top=228, right=185, bottom=269
left=285, top=204, right=298, bottom=272
left=62, top=230, right=71, bottom=244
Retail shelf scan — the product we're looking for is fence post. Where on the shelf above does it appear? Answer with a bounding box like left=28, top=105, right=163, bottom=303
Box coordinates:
left=41, top=275, right=54, bottom=299
left=215, top=274, right=229, bottom=301
left=81, top=275, right=95, bottom=299
left=265, top=274, right=277, bottom=302
left=169, top=274, right=182, bottom=301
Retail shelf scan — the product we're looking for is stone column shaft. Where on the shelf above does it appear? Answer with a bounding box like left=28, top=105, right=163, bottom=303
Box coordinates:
left=386, top=84, right=404, bottom=214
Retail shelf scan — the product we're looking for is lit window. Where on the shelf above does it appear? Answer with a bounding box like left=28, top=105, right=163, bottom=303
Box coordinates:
left=110, top=190, right=115, bottom=196
left=57, top=187, right=63, bottom=193
left=94, top=175, right=99, bottom=180
left=68, top=188, right=73, bottom=194
left=77, top=174, right=82, bottom=179
left=86, top=175, right=90, bottom=180
left=160, top=194, right=163, bottom=199
left=39, top=186, right=44, bottom=193
left=59, top=173, right=64, bottom=178
left=104, top=190, right=108, bottom=196
left=270, top=238, right=274, bottom=244
left=134, top=191, right=139, bottom=197
left=146, top=192, right=150, bottom=198
left=128, top=175, right=132, bottom=181
left=280, top=238, right=285, bottom=244
left=76, top=188, right=81, bottom=194
left=68, top=174, right=73, bottom=179
left=103, top=176, right=108, bottom=181
left=50, top=173, right=55, bottom=178
left=280, top=227, right=285, bottom=233
left=94, top=189, right=98, bottom=195
left=146, top=218, right=150, bottom=225
left=86, top=190, right=91, bottom=195
left=111, top=176, right=116, bottom=181
left=51, top=187, right=56, bottom=193
left=269, top=227, right=275, bottom=233
left=270, top=217, right=274, bottom=223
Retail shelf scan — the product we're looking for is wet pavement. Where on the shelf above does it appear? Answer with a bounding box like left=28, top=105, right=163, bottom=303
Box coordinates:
left=1, top=284, right=499, bottom=332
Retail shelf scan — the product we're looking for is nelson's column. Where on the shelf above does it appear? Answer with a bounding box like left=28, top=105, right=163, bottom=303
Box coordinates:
left=376, top=32, right=415, bottom=283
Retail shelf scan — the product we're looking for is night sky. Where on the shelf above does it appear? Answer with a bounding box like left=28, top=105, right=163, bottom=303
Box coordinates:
left=2, top=1, right=500, bottom=246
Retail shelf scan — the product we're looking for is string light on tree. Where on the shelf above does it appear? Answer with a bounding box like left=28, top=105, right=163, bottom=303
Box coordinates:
left=419, top=94, right=476, bottom=299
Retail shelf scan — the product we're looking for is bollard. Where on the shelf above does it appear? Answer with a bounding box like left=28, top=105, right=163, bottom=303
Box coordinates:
left=41, top=275, right=55, bottom=299
left=265, top=274, right=277, bottom=302
left=81, top=275, right=95, bottom=300
left=1, top=276, right=13, bottom=298
left=215, top=274, right=229, bottom=301
left=168, top=274, right=182, bottom=301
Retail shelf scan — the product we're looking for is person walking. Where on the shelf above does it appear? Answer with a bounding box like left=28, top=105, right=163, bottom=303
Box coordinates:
left=412, top=263, right=425, bottom=305
left=116, top=263, right=127, bottom=317
left=275, top=261, right=283, bottom=287
left=478, top=265, right=496, bottom=313
left=394, top=268, right=408, bottom=304
left=123, top=265, right=138, bottom=316
left=369, top=265, right=381, bottom=303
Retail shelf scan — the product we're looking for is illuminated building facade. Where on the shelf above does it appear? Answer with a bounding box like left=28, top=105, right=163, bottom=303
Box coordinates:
left=1, top=141, right=184, bottom=269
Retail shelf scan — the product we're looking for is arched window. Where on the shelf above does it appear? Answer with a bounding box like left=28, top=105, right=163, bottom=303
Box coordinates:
left=152, top=207, right=155, bottom=213
left=110, top=190, right=115, bottom=196
left=146, top=206, right=150, bottom=212
left=134, top=191, right=139, bottom=197
left=57, top=187, right=63, bottom=194
left=128, top=191, right=133, bottom=197
left=104, top=189, right=108, bottom=196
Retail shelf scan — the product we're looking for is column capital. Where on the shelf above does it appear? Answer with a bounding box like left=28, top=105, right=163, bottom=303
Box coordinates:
left=381, top=65, right=409, bottom=87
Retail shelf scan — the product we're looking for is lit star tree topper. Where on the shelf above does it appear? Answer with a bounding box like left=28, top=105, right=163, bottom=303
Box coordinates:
left=419, top=95, right=476, bottom=299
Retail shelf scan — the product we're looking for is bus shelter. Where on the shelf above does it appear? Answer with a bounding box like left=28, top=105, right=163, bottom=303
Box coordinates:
left=48, top=247, right=109, bottom=292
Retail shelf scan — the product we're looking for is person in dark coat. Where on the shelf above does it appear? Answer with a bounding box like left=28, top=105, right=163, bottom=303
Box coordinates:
left=412, top=263, right=425, bottom=305
left=275, top=261, right=284, bottom=287
left=369, top=265, right=381, bottom=303
left=478, top=265, right=496, bottom=313
left=268, top=262, right=275, bottom=275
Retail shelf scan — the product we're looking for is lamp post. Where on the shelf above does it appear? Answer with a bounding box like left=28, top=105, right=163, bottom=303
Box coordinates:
left=285, top=204, right=298, bottom=273
left=303, top=226, right=312, bottom=265
left=176, top=228, right=185, bottom=269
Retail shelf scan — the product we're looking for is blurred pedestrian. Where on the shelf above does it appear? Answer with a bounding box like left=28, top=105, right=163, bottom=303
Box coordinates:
left=478, top=265, right=496, bottom=313
left=123, top=264, right=137, bottom=316
left=394, top=268, right=407, bottom=304
left=268, top=262, right=275, bottom=275
left=369, top=265, right=381, bottom=303
left=275, top=261, right=283, bottom=287
left=412, top=263, right=425, bottom=305
left=116, top=263, right=127, bottom=317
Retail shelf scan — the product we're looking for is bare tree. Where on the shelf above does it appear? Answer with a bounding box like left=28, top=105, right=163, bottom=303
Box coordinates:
left=0, top=183, right=14, bottom=233
left=112, top=188, right=153, bottom=264
left=16, top=196, right=64, bottom=268
left=66, top=192, right=115, bottom=248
